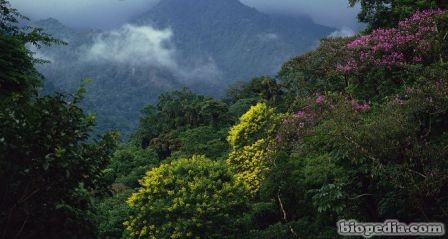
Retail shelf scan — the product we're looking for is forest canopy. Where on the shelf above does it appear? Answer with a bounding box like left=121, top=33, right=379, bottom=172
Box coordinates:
left=1, top=0, right=448, bottom=238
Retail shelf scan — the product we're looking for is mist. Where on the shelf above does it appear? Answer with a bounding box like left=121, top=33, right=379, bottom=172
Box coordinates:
left=80, top=24, right=222, bottom=84
left=10, top=0, right=361, bottom=30
left=83, top=25, right=176, bottom=68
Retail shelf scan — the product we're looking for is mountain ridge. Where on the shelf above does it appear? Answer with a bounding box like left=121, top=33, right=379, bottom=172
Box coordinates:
left=134, top=0, right=333, bottom=83
left=33, top=0, right=334, bottom=135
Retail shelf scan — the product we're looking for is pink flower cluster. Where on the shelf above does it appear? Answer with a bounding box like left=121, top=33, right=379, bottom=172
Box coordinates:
left=315, top=95, right=325, bottom=104
left=337, top=9, right=446, bottom=72
left=398, top=9, right=444, bottom=30
left=351, top=100, right=370, bottom=111
left=294, top=111, right=306, bottom=118
left=282, top=109, right=312, bottom=127
left=336, top=60, right=357, bottom=71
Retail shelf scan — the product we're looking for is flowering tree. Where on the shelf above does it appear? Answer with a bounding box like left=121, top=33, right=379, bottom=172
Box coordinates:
left=124, top=156, right=249, bottom=239
left=348, top=0, right=448, bottom=29
left=227, top=103, right=282, bottom=195
left=338, top=9, right=447, bottom=72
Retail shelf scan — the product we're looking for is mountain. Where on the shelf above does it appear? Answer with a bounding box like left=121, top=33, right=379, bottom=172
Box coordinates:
left=33, top=18, right=182, bottom=134
left=34, top=0, right=334, bottom=135
left=134, top=0, right=332, bottom=84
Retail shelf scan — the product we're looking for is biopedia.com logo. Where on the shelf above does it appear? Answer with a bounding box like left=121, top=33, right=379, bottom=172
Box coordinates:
left=337, top=219, right=445, bottom=238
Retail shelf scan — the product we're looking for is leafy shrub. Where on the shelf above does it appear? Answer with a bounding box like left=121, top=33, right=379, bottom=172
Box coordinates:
left=124, top=156, right=250, bottom=239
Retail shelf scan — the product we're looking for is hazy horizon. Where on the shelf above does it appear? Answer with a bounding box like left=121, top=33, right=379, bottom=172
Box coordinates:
left=10, top=0, right=363, bottom=31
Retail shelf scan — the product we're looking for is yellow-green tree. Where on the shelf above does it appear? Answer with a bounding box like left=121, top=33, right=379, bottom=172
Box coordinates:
left=226, top=102, right=282, bottom=195
left=124, top=155, right=249, bottom=239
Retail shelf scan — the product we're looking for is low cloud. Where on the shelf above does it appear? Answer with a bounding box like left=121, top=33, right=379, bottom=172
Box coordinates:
left=176, top=57, right=222, bottom=84
left=82, top=24, right=221, bottom=84
left=328, top=26, right=356, bottom=38
left=83, top=24, right=177, bottom=69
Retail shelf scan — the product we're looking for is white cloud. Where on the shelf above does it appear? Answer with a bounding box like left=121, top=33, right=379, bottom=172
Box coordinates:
left=176, top=57, right=222, bottom=84
left=83, top=24, right=177, bottom=69
left=328, top=26, right=356, bottom=38
left=81, top=24, right=221, bottom=84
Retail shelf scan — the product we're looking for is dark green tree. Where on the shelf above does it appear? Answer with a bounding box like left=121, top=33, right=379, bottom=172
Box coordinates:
left=349, top=0, right=448, bottom=29
left=0, top=1, right=117, bottom=238
left=133, top=88, right=232, bottom=159
left=96, top=145, right=158, bottom=238
left=0, top=93, right=118, bottom=238
left=0, top=0, right=63, bottom=97
left=176, top=126, right=229, bottom=159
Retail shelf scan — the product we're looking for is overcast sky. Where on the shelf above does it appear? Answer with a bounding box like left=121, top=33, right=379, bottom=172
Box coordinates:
left=9, top=0, right=362, bottom=30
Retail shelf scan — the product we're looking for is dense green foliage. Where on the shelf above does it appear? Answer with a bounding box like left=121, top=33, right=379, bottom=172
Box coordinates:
left=132, top=88, right=232, bottom=159
left=124, top=156, right=250, bottom=239
left=0, top=92, right=118, bottom=238
left=0, top=0, right=62, bottom=97
left=3, top=1, right=448, bottom=238
left=119, top=7, right=448, bottom=238
left=0, top=1, right=116, bottom=238
left=349, top=0, right=448, bottom=30
left=95, top=145, right=159, bottom=238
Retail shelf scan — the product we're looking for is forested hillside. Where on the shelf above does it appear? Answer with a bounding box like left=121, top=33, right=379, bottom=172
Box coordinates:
left=33, top=0, right=332, bottom=136
left=1, top=0, right=448, bottom=238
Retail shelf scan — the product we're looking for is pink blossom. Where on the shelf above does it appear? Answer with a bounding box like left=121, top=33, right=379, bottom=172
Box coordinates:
left=315, top=95, right=325, bottom=104
left=294, top=111, right=306, bottom=118
left=336, top=60, right=358, bottom=72
left=338, top=9, right=446, bottom=72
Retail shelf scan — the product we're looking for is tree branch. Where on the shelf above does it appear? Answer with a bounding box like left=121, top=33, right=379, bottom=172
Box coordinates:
left=277, top=187, right=300, bottom=238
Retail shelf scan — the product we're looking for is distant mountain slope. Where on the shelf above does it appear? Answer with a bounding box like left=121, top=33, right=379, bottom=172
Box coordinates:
left=34, top=0, right=334, bottom=135
left=135, top=0, right=333, bottom=83
left=33, top=18, right=181, bottom=134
